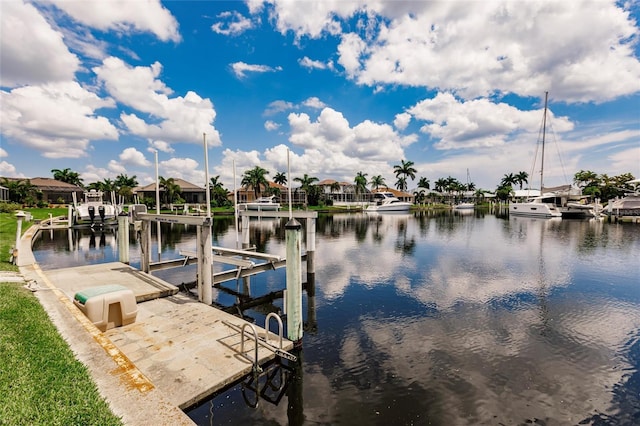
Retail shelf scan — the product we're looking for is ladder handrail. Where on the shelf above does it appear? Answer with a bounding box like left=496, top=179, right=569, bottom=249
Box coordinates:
left=240, top=323, right=261, bottom=373
left=265, top=312, right=284, bottom=349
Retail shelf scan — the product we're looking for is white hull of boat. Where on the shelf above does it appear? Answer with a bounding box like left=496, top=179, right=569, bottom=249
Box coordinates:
left=239, top=196, right=281, bottom=211
left=509, top=202, right=562, bottom=218
left=366, top=203, right=411, bottom=212
left=72, top=189, right=119, bottom=226
left=75, top=205, right=118, bottom=223
left=243, top=203, right=281, bottom=211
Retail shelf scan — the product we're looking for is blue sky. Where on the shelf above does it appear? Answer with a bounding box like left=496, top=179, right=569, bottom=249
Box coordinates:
left=1, top=0, right=639, bottom=191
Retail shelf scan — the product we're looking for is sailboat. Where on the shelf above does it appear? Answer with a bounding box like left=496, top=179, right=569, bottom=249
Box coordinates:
left=454, top=169, right=475, bottom=210
left=509, top=92, right=562, bottom=218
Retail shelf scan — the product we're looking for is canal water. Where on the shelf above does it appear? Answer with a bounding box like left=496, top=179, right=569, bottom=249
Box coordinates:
left=32, top=210, right=640, bottom=425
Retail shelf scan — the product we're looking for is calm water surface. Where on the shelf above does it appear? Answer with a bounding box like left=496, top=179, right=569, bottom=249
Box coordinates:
left=32, top=210, right=640, bottom=425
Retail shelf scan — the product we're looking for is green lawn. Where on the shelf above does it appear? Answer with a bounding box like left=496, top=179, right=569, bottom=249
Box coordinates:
left=0, top=207, right=122, bottom=425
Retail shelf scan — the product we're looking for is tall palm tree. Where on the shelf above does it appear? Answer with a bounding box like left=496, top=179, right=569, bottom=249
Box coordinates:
left=417, top=177, right=430, bottom=190
left=273, top=171, right=287, bottom=186
left=241, top=166, right=269, bottom=199
left=354, top=171, right=368, bottom=199
left=515, top=171, right=529, bottom=190
left=294, top=173, right=319, bottom=205
left=501, top=173, right=517, bottom=188
left=370, top=175, right=386, bottom=190
left=51, top=168, right=83, bottom=187
left=393, top=159, right=417, bottom=191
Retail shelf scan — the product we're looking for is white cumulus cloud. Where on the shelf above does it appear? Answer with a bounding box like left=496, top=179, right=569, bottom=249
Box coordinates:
left=0, top=81, right=118, bottom=158
left=47, top=0, right=181, bottom=42
left=0, top=1, right=80, bottom=87
left=93, top=57, right=220, bottom=145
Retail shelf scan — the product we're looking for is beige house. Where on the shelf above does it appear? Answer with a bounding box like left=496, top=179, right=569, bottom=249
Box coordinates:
left=134, top=178, right=206, bottom=204
left=2, top=177, right=84, bottom=204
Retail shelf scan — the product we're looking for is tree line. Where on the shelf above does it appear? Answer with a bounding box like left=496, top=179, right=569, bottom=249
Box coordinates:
left=1, top=164, right=636, bottom=207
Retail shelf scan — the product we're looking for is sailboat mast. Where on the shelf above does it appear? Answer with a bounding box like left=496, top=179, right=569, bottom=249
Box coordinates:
left=540, top=91, right=548, bottom=192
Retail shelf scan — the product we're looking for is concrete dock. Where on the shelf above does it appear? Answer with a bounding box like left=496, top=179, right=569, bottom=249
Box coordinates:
left=15, top=223, right=294, bottom=423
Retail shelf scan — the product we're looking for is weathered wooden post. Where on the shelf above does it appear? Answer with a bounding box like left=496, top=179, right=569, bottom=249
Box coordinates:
left=198, top=218, right=213, bottom=305
left=140, top=219, right=151, bottom=273
left=117, top=212, right=129, bottom=264
left=285, top=218, right=303, bottom=344
left=67, top=205, right=73, bottom=226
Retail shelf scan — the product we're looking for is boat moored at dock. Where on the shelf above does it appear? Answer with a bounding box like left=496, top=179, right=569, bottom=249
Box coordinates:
left=366, top=192, right=412, bottom=212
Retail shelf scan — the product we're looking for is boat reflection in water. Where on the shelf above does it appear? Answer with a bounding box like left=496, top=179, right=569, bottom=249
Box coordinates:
left=31, top=211, right=640, bottom=425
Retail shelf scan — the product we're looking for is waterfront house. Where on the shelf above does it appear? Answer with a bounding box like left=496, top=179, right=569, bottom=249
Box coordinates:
left=134, top=178, right=207, bottom=205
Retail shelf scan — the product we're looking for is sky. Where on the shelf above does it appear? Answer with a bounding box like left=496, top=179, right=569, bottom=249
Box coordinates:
left=1, top=0, right=639, bottom=192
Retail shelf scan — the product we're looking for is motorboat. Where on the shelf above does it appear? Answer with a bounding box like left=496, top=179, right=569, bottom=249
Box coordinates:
left=510, top=195, right=562, bottom=218
left=240, top=195, right=281, bottom=211
left=72, top=189, right=119, bottom=227
left=366, top=192, right=412, bottom=212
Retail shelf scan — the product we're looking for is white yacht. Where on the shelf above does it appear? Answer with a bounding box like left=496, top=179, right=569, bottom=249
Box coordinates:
left=366, top=192, right=412, bottom=212
left=509, top=194, right=562, bottom=218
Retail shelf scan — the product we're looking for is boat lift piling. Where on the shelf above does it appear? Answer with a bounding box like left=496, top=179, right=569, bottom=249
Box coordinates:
left=285, top=218, right=303, bottom=344
left=134, top=210, right=318, bottom=312
left=117, top=212, right=130, bottom=264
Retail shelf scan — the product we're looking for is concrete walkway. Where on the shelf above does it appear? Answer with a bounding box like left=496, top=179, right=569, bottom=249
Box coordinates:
left=11, top=221, right=293, bottom=424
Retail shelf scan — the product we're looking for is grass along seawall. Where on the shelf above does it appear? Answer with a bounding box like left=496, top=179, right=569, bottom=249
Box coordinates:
left=0, top=207, right=123, bottom=424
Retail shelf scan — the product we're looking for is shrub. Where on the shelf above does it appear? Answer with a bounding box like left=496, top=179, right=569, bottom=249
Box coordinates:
left=0, top=202, right=20, bottom=213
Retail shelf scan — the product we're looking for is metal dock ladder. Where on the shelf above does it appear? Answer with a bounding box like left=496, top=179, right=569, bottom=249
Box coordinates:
left=222, top=313, right=298, bottom=408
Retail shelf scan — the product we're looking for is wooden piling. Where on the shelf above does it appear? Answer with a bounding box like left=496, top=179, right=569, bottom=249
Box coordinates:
left=118, top=213, right=130, bottom=264
left=285, top=218, right=303, bottom=343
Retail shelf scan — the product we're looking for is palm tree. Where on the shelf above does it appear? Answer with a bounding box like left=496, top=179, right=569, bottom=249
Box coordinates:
left=501, top=173, right=517, bottom=188
left=159, top=176, right=181, bottom=204
left=515, top=171, right=529, bottom=190
left=208, top=176, right=229, bottom=206
left=354, top=171, right=368, bottom=200
left=393, top=159, right=417, bottom=191
left=114, top=174, right=138, bottom=202
left=1, top=178, right=40, bottom=204
left=573, top=170, right=598, bottom=189
left=241, top=166, right=270, bottom=199
left=273, top=171, right=287, bottom=186
left=294, top=173, right=319, bottom=205
left=370, top=175, right=386, bottom=190
left=434, top=178, right=447, bottom=193
left=101, top=178, right=116, bottom=192
left=417, top=177, right=430, bottom=190
left=51, top=168, right=83, bottom=187
left=395, top=176, right=407, bottom=192
left=414, top=189, right=427, bottom=205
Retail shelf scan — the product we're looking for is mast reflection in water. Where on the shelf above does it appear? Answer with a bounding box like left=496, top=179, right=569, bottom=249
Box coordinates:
left=31, top=211, right=640, bottom=425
